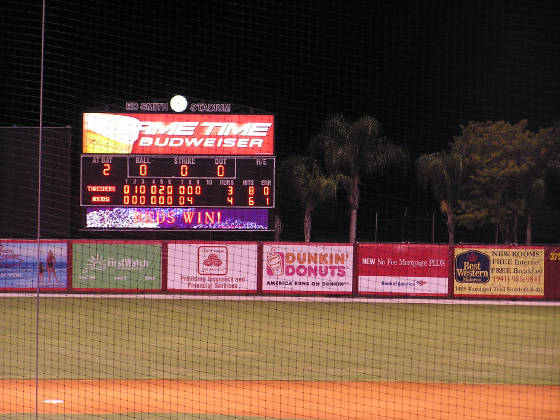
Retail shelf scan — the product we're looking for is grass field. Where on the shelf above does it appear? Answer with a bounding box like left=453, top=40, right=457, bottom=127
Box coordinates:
left=1, top=297, right=559, bottom=385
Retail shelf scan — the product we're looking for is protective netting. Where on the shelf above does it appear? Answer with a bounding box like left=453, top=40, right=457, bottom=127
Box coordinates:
left=1, top=1, right=560, bottom=419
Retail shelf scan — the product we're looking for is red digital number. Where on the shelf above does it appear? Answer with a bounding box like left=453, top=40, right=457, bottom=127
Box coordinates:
left=263, top=186, right=270, bottom=206
left=103, top=163, right=111, bottom=176
left=139, top=164, right=148, bottom=176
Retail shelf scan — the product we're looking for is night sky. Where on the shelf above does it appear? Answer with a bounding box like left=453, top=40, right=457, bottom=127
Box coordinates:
left=2, top=1, right=560, bottom=242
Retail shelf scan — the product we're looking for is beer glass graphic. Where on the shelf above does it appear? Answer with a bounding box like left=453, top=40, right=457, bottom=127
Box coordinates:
left=83, top=113, right=140, bottom=153
left=266, top=249, right=284, bottom=276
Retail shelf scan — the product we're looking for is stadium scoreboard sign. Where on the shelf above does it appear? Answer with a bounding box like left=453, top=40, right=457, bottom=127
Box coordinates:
left=83, top=113, right=274, bottom=155
left=80, top=96, right=275, bottom=230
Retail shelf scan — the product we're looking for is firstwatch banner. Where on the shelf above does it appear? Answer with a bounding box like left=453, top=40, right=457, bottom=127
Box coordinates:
left=72, top=241, right=162, bottom=291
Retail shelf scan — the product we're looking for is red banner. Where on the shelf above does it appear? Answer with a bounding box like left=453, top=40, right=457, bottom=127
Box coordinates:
left=357, top=244, right=449, bottom=296
left=545, top=247, right=560, bottom=298
left=83, top=113, right=274, bottom=155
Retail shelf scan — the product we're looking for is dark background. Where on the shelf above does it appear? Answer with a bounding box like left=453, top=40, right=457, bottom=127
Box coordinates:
left=2, top=1, right=559, bottom=243
left=0, top=127, right=72, bottom=238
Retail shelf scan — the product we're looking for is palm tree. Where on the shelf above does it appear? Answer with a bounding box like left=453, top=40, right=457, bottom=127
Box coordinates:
left=523, top=178, right=546, bottom=244
left=280, top=155, right=338, bottom=242
left=312, top=115, right=406, bottom=243
left=415, top=151, right=464, bottom=244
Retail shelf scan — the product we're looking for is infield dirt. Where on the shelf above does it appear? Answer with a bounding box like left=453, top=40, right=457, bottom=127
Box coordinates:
left=2, top=379, right=559, bottom=420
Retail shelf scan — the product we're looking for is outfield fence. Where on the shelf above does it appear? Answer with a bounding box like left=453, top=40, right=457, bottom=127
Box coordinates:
left=1, top=239, right=557, bottom=299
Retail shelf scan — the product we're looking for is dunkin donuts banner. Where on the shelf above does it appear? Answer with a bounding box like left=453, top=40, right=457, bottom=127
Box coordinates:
left=83, top=113, right=274, bottom=155
left=262, top=243, right=354, bottom=294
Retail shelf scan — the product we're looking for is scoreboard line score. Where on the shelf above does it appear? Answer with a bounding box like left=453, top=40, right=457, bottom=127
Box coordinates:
left=81, top=155, right=275, bottom=208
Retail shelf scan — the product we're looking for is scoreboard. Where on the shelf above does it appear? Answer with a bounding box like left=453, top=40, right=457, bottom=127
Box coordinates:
left=80, top=102, right=275, bottom=230
left=81, top=155, right=275, bottom=208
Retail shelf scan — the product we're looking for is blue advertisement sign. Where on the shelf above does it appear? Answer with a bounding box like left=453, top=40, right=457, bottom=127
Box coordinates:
left=0, top=241, right=68, bottom=289
left=454, top=250, right=491, bottom=283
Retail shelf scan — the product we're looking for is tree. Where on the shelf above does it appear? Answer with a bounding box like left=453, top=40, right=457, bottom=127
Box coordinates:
left=452, top=120, right=555, bottom=244
left=312, top=115, right=407, bottom=243
left=279, top=155, right=338, bottom=242
left=536, top=122, right=560, bottom=244
left=415, top=151, right=464, bottom=244
left=541, top=122, right=560, bottom=179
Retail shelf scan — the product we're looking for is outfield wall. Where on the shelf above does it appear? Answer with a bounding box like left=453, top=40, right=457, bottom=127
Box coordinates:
left=0, top=239, right=558, bottom=299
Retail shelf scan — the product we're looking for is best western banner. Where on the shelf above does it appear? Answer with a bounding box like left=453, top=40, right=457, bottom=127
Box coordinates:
left=357, top=244, right=449, bottom=296
left=262, top=243, right=353, bottom=294
left=454, top=246, right=544, bottom=297
left=72, top=241, right=162, bottom=290
left=167, top=242, right=258, bottom=292
left=0, top=240, right=68, bottom=290
left=83, top=113, right=274, bottom=155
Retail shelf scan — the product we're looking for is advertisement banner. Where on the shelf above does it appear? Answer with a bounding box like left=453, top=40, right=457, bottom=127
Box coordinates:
left=85, top=208, right=269, bottom=230
left=83, top=113, right=274, bottom=155
left=0, top=240, right=68, bottom=290
left=72, top=241, right=162, bottom=290
left=453, top=246, right=544, bottom=297
left=167, top=242, right=258, bottom=292
left=545, top=247, right=560, bottom=298
left=262, top=243, right=353, bottom=294
left=357, top=244, right=449, bottom=296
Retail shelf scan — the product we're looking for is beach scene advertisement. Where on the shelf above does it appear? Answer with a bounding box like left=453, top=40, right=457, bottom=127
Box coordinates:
left=0, top=241, right=68, bottom=289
